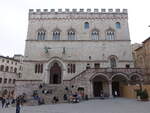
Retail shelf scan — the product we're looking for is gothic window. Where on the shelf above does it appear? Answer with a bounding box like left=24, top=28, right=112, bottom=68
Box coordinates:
left=5, top=66, right=9, bottom=72
left=91, top=29, right=99, bottom=40
left=0, top=65, right=4, bottom=71
left=53, top=30, right=60, bottom=40
left=68, top=29, right=75, bottom=40
left=84, top=22, right=89, bottom=29
left=110, top=57, right=117, bottom=68
left=106, top=29, right=115, bottom=40
left=116, top=22, right=121, bottom=29
left=35, top=64, right=43, bottom=74
left=37, top=29, right=46, bottom=40
left=67, top=64, right=76, bottom=73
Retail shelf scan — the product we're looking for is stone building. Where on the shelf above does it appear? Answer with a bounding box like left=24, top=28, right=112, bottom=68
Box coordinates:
left=0, top=55, right=23, bottom=97
left=133, top=37, right=150, bottom=75
left=16, top=9, right=144, bottom=101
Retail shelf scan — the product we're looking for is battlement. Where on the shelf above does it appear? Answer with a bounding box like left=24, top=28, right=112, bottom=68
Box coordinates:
left=29, top=8, right=128, bottom=20
left=29, top=8, right=128, bottom=14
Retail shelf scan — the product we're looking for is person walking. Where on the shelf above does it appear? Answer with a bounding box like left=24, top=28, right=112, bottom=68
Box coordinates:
left=16, top=98, right=21, bottom=113
left=1, top=98, right=5, bottom=108
left=5, top=98, right=10, bottom=108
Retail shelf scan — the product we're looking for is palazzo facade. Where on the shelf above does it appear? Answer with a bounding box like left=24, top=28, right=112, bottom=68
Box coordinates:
left=16, top=9, right=144, bottom=100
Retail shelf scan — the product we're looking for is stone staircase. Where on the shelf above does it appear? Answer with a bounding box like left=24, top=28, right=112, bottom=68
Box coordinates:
left=24, top=84, right=67, bottom=106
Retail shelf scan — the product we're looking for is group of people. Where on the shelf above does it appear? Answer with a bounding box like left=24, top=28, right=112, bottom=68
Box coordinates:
left=1, top=97, right=13, bottom=108
left=63, top=92, right=88, bottom=103
left=52, top=96, right=59, bottom=104
left=0, top=96, right=21, bottom=113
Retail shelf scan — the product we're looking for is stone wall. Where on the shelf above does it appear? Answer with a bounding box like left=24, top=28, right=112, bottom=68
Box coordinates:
left=15, top=80, right=42, bottom=98
left=122, top=85, right=150, bottom=99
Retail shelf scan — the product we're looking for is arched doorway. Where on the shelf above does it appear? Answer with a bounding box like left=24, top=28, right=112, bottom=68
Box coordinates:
left=111, top=74, right=128, bottom=97
left=50, top=63, right=61, bottom=84
left=92, top=75, right=109, bottom=97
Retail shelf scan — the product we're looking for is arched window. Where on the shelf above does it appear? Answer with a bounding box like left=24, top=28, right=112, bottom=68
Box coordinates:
left=116, top=22, right=121, bottom=29
left=4, top=78, right=7, bottom=84
left=106, top=29, right=115, bottom=40
left=13, top=79, right=16, bottom=84
left=10, top=67, right=13, bottom=72
left=91, top=29, right=99, bottom=40
left=14, top=68, right=17, bottom=73
left=68, top=29, right=75, bottom=40
left=110, top=57, right=117, bottom=68
left=9, top=79, right=11, bottom=84
left=0, top=65, right=4, bottom=71
left=37, top=29, right=46, bottom=40
left=5, top=66, right=9, bottom=72
left=84, top=22, right=89, bottom=29
left=53, top=30, right=60, bottom=40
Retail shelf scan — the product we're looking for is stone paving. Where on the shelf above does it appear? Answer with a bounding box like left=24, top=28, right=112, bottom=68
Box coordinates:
left=0, top=98, right=150, bottom=113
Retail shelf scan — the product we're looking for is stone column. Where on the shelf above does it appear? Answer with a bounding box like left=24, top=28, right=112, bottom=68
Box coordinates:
left=89, top=81, right=93, bottom=98
left=45, top=68, right=49, bottom=84
left=109, top=80, right=113, bottom=98
left=127, top=80, right=130, bottom=86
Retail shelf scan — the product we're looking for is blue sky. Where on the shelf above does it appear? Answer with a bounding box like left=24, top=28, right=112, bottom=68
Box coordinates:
left=0, top=0, right=150, bottom=57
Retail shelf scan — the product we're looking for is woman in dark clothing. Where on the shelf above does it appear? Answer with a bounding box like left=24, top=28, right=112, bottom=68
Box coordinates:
left=2, top=98, right=5, bottom=108
left=16, top=98, right=21, bottom=113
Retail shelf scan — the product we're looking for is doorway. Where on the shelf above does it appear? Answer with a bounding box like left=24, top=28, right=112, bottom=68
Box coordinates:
left=93, top=81, right=103, bottom=97
left=50, top=63, right=61, bottom=84
left=112, top=81, right=120, bottom=97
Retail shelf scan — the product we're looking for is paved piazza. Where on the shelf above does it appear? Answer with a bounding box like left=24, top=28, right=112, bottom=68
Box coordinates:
left=0, top=98, right=150, bottom=113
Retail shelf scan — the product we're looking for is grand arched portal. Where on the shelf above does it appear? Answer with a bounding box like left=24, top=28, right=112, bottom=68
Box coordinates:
left=92, top=75, right=109, bottom=97
left=50, top=63, right=61, bottom=84
left=111, top=74, right=128, bottom=97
